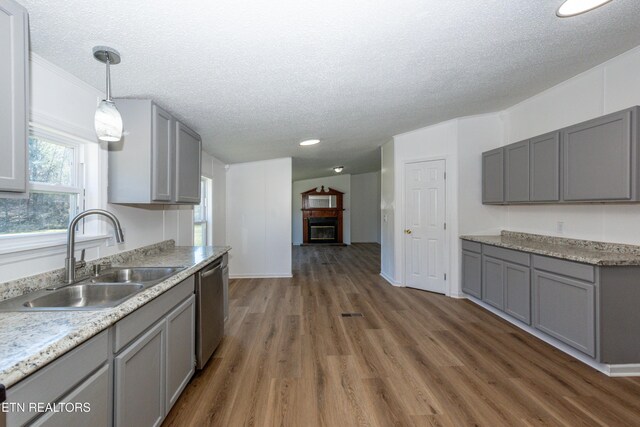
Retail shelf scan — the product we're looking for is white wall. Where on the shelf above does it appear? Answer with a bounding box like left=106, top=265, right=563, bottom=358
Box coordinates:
left=351, top=171, right=381, bottom=243
left=0, top=54, right=225, bottom=284
left=226, top=157, right=292, bottom=278
left=381, top=141, right=395, bottom=282
left=503, top=45, right=640, bottom=245
left=292, top=174, right=351, bottom=245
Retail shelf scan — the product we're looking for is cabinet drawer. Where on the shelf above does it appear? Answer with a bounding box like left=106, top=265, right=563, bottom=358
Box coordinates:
left=114, top=276, right=194, bottom=353
left=461, top=240, right=482, bottom=253
left=6, top=330, right=108, bottom=426
left=483, top=245, right=530, bottom=266
left=532, top=255, right=595, bottom=282
left=533, top=270, right=595, bottom=357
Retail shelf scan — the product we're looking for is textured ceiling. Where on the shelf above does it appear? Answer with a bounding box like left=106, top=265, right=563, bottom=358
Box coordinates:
left=18, top=0, right=640, bottom=180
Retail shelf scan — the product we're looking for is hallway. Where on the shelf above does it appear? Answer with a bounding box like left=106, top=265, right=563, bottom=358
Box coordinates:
left=164, top=244, right=640, bottom=426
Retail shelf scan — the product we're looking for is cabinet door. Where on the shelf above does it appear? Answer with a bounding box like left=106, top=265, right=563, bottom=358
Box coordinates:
left=562, top=109, right=633, bottom=201
left=533, top=270, right=595, bottom=356
left=151, top=104, right=174, bottom=202
left=482, top=256, right=504, bottom=310
left=482, top=148, right=504, bottom=204
left=166, top=295, right=195, bottom=412
left=31, top=364, right=110, bottom=427
left=222, top=265, right=229, bottom=321
left=175, top=122, right=202, bottom=203
left=115, top=321, right=165, bottom=427
left=530, top=132, right=560, bottom=202
left=0, top=0, right=28, bottom=192
left=461, top=250, right=482, bottom=299
left=504, top=262, right=531, bottom=324
left=505, top=141, right=530, bottom=202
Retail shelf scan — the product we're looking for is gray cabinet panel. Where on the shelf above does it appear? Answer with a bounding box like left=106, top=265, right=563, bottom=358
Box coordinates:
left=483, top=245, right=530, bottom=266
left=533, top=271, right=595, bottom=357
left=175, top=122, right=202, bottom=204
left=166, top=295, right=195, bottom=412
left=115, top=321, right=165, bottom=427
left=532, top=255, right=594, bottom=282
left=505, top=140, right=530, bottom=202
left=530, top=132, right=560, bottom=202
left=563, top=109, right=633, bottom=201
left=0, top=0, right=28, bottom=192
left=504, top=262, right=531, bottom=324
left=482, top=148, right=504, bottom=204
left=151, top=105, right=174, bottom=202
left=482, top=255, right=504, bottom=310
left=461, top=240, right=481, bottom=253
left=461, top=250, right=482, bottom=298
left=31, top=364, right=110, bottom=427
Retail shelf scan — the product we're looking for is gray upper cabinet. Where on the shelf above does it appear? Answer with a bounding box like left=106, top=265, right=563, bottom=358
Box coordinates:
left=505, top=140, right=530, bottom=202
left=482, top=148, right=504, bottom=204
left=152, top=104, right=175, bottom=202
left=175, top=122, right=202, bottom=204
left=563, top=108, right=636, bottom=201
left=109, top=99, right=201, bottom=205
left=0, top=0, right=28, bottom=193
left=530, top=132, right=560, bottom=202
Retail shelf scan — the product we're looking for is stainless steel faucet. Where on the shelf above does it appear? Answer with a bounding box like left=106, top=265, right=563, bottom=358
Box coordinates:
left=65, top=209, right=125, bottom=284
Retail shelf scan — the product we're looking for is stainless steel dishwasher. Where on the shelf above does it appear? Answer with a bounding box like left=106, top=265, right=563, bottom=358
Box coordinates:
left=196, top=257, right=224, bottom=369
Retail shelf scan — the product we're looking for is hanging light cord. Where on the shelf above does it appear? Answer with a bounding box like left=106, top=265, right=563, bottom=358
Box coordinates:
left=105, top=54, right=112, bottom=101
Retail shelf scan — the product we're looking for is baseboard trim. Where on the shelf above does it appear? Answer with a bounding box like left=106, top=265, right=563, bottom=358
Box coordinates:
left=465, top=296, right=637, bottom=377
left=230, top=274, right=293, bottom=279
left=448, top=292, right=467, bottom=299
left=380, top=272, right=402, bottom=287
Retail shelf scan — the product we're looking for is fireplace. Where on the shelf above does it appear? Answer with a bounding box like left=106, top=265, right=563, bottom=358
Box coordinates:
left=308, top=217, right=339, bottom=243
left=301, top=186, right=345, bottom=245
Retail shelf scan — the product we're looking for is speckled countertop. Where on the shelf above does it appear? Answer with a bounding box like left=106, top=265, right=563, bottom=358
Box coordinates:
left=0, top=242, right=230, bottom=388
left=460, top=231, right=640, bottom=266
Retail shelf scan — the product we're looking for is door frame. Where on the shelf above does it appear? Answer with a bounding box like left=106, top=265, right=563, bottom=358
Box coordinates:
left=399, top=156, right=450, bottom=295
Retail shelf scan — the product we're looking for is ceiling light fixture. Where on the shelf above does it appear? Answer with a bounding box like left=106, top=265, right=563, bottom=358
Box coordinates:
left=299, top=139, right=320, bottom=146
left=93, top=46, right=123, bottom=142
left=556, top=0, right=613, bottom=17
left=333, top=166, right=344, bottom=173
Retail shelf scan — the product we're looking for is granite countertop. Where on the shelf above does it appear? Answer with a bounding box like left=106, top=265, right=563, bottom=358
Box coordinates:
left=0, top=243, right=230, bottom=388
left=460, top=231, right=640, bottom=266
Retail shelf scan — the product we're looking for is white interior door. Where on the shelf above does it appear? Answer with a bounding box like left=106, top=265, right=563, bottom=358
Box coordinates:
left=404, top=159, right=446, bottom=294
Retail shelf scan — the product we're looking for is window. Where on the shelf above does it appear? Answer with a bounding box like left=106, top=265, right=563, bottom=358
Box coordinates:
left=193, top=177, right=212, bottom=246
left=0, top=127, right=84, bottom=236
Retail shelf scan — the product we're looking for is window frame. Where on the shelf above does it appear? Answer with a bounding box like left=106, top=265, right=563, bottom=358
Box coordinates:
left=0, top=124, right=87, bottom=242
left=193, top=176, right=212, bottom=246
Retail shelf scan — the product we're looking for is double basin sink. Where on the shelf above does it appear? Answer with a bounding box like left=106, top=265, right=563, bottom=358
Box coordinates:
left=0, top=267, right=185, bottom=312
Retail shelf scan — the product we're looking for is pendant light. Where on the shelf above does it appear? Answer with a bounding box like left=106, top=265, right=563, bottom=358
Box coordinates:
left=93, top=46, right=123, bottom=142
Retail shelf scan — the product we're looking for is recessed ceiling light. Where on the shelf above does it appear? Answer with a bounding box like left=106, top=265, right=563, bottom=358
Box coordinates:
left=556, top=0, right=613, bottom=17
left=299, top=139, right=320, bottom=146
left=333, top=166, right=344, bottom=173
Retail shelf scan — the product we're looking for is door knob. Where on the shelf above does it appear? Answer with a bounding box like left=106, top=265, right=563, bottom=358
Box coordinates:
left=404, top=229, right=412, bottom=234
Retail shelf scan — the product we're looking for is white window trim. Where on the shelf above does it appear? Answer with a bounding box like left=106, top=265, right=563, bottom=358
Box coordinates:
left=0, top=124, right=101, bottom=256
left=193, top=177, right=212, bottom=246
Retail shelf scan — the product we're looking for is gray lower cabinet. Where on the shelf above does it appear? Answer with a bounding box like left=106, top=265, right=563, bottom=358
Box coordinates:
left=562, top=108, right=636, bottom=201
left=532, top=270, right=595, bottom=357
left=166, top=295, right=196, bottom=412
left=461, top=250, right=482, bottom=298
left=504, top=262, right=531, bottom=324
left=482, top=148, right=504, bottom=204
left=530, top=132, right=560, bottom=202
left=0, top=0, right=29, bottom=193
left=31, top=365, right=110, bottom=427
left=482, top=255, right=504, bottom=310
left=115, top=321, right=166, bottom=427
left=505, top=140, right=530, bottom=202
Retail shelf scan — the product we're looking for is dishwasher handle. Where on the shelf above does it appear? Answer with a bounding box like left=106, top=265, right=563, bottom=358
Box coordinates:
left=201, top=260, right=222, bottom=278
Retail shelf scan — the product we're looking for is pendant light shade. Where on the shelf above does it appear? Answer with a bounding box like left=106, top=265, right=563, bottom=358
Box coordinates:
left=93, top=46, right=123, bottom=142
left=95, top=100, right=123, bottom=142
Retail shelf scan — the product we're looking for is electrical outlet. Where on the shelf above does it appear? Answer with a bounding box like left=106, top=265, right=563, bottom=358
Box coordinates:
left=556, top=221, right=564, bottom=234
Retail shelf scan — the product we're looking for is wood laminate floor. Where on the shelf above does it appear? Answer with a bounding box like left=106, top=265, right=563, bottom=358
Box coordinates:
left=163, top=244, right=640, bottom=426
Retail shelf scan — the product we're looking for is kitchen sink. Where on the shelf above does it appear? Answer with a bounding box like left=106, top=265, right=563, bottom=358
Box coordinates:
left=90, top=267, right=183, bottom=284
left=22, top=283, right=144, bottom=309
